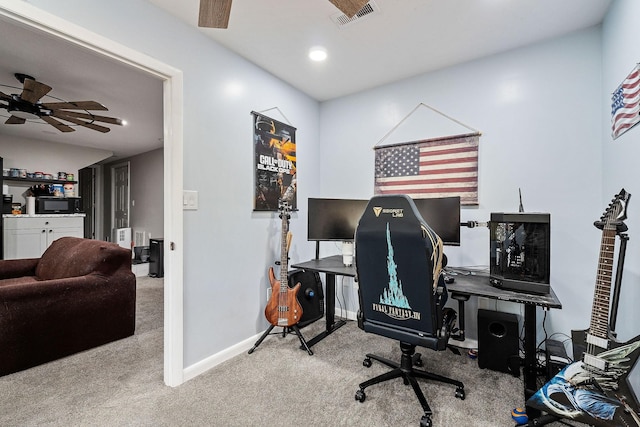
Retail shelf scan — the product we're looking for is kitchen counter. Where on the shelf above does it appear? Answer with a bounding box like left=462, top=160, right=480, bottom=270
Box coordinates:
left=3, top=214, right=86, bottom=259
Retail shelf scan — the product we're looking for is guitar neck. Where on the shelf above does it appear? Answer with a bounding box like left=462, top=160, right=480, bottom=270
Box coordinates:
left=279, top=211, right=289, bottom=286
left=589, top=227, right=616, bottom=341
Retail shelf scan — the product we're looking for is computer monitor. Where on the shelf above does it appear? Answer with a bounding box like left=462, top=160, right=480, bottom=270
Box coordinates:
left=412, top=196, right=461, bottom=246
left=307, top=198, right=368, bottom=242
left=307, top=196, right=461, bottom=246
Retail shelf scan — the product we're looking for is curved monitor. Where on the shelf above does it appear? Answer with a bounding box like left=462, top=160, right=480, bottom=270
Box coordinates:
left=307, top=196, right=460, bottom=246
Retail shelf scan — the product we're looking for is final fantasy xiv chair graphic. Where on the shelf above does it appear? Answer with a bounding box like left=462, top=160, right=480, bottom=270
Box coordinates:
left=353, top=195, right=465, bottom=427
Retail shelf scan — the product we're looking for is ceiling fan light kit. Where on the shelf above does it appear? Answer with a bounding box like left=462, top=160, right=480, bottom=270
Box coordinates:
left=0, top=73, right=123, bottom=134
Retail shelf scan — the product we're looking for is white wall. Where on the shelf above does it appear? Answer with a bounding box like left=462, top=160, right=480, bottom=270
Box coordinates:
left=110, top=148, right=164, bottom=242
left=319, top=27, right=604, bottom=342
left=601, top=0, right=640, bottom=343
left=25, top=0, right=321, bottom=367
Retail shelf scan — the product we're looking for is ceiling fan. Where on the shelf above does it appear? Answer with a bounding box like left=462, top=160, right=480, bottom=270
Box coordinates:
left=198, top=0, right=370, bottom=28
left=0, top=73, right=123, bottom=133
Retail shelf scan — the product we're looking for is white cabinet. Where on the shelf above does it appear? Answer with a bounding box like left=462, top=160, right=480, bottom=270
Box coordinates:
left=3, top=216, right=84, bottom=259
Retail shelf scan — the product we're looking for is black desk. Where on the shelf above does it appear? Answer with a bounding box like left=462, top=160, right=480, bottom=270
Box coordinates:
left=291, top=255, right=353, bottom=347
left=292, top=257, right=562, bottom=414
left=446, top=272, right=562, bottom=416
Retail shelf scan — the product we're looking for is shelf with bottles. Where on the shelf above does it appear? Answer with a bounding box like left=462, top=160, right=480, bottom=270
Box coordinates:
left=3, top=176, right=77, bottom=185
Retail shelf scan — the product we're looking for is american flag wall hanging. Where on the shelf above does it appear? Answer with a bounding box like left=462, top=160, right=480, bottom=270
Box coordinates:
left=374, top=133, right=479, bottom=205
left=612, top=64, right=640, bottom=140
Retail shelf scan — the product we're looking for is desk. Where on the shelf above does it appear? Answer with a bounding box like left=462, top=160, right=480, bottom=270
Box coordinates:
left=446, top=272, right=562, bottom=417
left=291, top=255, right=353, bottom=348
left=292, top=257, right=562, bottom=415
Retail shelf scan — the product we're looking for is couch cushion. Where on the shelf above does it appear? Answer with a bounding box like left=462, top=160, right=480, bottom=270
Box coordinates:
left=35, top=237, right=131, bottom=280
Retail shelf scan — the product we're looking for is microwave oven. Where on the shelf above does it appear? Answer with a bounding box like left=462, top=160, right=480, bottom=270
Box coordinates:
left=36, top=197, right=82, bottom=214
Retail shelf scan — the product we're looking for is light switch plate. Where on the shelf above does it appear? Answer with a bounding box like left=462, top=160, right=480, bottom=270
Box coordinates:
left=183, top=190, right=198, bottom=210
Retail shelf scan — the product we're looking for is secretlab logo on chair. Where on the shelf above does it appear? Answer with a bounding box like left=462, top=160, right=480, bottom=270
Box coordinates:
left=371, top=222, right=421, bottom=321
left=373, top=206, right=404, bottom=218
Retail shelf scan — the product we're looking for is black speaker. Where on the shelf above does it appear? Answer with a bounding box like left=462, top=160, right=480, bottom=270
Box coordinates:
left=288, top=269, right=324, bottom=328
left=477, top=309, right=520, bottom=377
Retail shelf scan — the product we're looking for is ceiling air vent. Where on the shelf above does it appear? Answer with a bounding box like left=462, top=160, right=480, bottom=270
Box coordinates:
left=331, top=1, right=380, bottom=28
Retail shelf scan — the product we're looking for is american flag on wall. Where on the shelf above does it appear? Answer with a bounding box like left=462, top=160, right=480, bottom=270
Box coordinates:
left=374, top=133, right=479, bottom=205
left=611, top=64, right=640, bottom=140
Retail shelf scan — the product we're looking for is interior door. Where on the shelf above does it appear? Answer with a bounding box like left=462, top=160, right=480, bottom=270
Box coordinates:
left=79, top=167, right=94, bottom=239
left=112, top=162, right=130, bottom=230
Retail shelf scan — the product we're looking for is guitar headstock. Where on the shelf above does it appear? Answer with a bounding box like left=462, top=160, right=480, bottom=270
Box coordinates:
left=596, top=188, right=631, bottom=232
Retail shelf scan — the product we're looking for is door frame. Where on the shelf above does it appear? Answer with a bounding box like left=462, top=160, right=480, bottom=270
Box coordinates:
left=0, top=2, right=186, bottom=386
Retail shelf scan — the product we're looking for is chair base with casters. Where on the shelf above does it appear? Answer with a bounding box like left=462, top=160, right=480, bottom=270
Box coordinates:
left=355, top=341, right=465, bottom=427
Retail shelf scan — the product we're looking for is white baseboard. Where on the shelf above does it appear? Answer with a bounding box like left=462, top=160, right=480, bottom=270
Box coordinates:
left=341, top=309, right=358, bottom=321
left=182, top=332, right=260, bottom=383
left=183, top=313, right=477, bottom=382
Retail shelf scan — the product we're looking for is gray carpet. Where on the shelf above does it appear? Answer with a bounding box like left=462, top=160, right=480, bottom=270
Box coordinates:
left=0, top=277, right=571, bottom=426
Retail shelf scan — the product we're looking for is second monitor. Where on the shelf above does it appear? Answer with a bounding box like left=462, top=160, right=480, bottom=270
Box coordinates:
left=307, top=196, right=461, bottom=246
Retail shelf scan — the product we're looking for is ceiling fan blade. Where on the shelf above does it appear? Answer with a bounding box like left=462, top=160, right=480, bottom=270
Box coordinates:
left=52, top=110, right=123, bottom=125
left=54, top=114, right=111, bottom=133
left=0, top=91, right=12, bottom=101
left=21, top=78, right=53, bottom=104
left=198, top=0, right=232, bottom=28
left=329, top=0, right=369, bottom=18
left=41, top=116, right=75, bottom=132
left=5, top=115, right=26, bottom=125
left=40, top=101, right=108, bottom=111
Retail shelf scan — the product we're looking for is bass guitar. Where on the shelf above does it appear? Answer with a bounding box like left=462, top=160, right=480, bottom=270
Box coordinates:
left=528, top=189, right=640, bottom=426
left=264, top=199, right=303, bottom=327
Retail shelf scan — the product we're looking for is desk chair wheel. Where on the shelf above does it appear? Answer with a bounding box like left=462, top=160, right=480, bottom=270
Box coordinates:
left=355, top=388, right=366, bottom=402
left=363, top=357, right=372, bottom=368
left=420, top=414, right=432, bottom=427
left=455, top=386, right=465, bottom=400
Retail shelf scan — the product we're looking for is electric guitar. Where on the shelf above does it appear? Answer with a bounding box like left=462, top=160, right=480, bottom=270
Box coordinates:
left=264, top=199, right=303, bottom=327
left=528, top=189, right=640, bottom=427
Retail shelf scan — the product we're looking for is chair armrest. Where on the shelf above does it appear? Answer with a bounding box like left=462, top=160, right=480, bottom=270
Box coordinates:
left=0, top=258, right=40, bottom=279
left=0, top=272, right=134, bottom=302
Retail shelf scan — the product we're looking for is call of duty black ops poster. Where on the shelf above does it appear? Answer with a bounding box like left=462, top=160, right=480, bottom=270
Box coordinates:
left=252, top=112, right=297, bottom=211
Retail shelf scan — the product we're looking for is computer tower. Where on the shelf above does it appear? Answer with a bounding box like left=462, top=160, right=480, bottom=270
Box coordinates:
left=149, top=238, right=164, bottom=278
left=489, top=212, right=551, bottom=294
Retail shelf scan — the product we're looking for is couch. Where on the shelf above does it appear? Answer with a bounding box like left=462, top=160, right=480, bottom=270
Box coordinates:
left=0, top=236, right=136, bottom=376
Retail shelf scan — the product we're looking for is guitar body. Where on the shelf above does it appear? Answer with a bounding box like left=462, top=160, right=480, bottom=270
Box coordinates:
left=528, top=189, right=640, bottom=426
left=529, top=331, right=640, bottom=426
left=264, top=266, right=303, bottom=327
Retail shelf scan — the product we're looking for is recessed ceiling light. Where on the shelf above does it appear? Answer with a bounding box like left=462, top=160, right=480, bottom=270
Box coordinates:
left=309, top=47, right=327, bottom=62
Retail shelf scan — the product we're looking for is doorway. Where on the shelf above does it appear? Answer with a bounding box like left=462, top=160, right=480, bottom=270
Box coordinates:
left=0, top=3, right=185, bottom=386
left=112, top=162, right=130, bottom=231
left=79, top=165, right=105, bottom=241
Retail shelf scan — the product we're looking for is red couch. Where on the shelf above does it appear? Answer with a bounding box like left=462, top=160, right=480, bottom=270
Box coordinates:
left=0, top=237, right=136, bottom=376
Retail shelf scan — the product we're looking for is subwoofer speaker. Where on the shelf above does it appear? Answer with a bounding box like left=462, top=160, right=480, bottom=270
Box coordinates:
left=288, top=269, right=324, bottom=328
left=477, top=309, right=520, bottom=377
